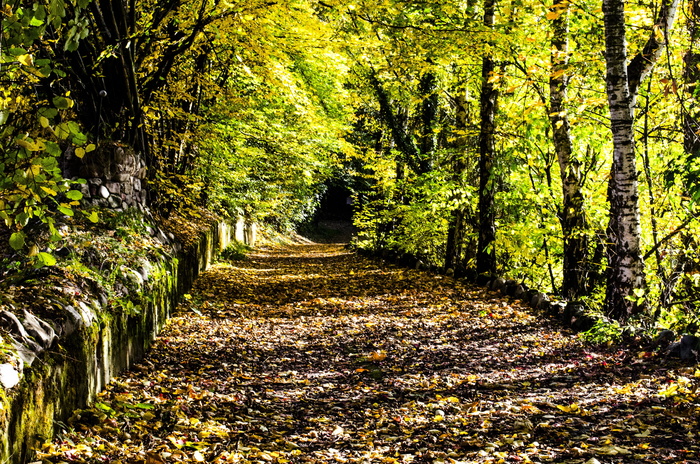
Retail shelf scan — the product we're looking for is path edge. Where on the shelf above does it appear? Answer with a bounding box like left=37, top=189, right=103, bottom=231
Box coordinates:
left=0, top=219, right=246, bottom=464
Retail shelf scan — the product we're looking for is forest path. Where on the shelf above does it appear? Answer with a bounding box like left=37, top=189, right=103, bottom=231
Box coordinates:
left=39, top=243, right=698, bottom=463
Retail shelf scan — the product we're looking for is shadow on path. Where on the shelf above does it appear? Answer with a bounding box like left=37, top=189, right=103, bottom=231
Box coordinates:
left=38, top=243, right=700, bottom=463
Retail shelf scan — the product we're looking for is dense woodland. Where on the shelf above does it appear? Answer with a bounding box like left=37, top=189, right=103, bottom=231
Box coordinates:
left=2, top=0, right=700, bottom=334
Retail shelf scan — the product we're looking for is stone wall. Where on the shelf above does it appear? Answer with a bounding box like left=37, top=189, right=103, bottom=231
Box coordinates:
left=66, top=142, right=148, bottom=210
left=0, top=221, right=238, bottom=464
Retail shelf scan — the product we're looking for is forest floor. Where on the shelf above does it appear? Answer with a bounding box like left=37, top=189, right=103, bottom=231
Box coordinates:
left=37, top=239, right=700, bottom=464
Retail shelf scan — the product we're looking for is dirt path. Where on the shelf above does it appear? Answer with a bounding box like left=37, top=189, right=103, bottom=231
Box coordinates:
left=38, top=244, right=699, bottom=463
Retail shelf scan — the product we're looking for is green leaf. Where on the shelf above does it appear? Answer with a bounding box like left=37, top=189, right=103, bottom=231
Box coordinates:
left=85, top=211, right=99, bottom=223
left=57, top=205, right=74, bottom=216
left=65, top=190, right=83, bottom=200
left=38, top=107, right=58, bottom=119
left=16, top=212, right=30, bottom=227
left=67, top=121, right=81, bottom=134
left=9, top=232, right=25, bottom=250
left=37, top=252, right=56, bottom=266
left=52, top=96, right=74, bottom=109
left=7, top=48, right=27, bottom=57
left=45, top=142, right=61, bottom=157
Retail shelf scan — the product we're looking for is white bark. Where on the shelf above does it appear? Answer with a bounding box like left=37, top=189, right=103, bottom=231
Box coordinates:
left=602, top=0, right=679, bottom=320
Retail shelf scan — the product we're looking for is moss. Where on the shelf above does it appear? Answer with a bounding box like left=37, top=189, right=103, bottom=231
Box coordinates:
left=0, top=214, right=236, bottom=464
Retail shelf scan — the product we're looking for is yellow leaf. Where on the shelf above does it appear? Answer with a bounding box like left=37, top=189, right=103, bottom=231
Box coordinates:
left=86, top=143, right=96, bottom=152
left=17, top=54, right=33, bottom=66
left=370, top=350, right=387, bottom=361
left=39, top=116, right=50, bottom=128
left=75, top=147, right=86, bottom=158
left=556, top=403, right=579, bottom=413
left=551, top=68, right=567, bottom=79
left=659, top=383, right=679, bottom=397
left=546, top=11, right=560, bottom=20
left=16, top=139, right=38, bottom=151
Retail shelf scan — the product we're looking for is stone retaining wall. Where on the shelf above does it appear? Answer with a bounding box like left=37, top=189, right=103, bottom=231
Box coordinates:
left=0, top=220, right=251, bottom=464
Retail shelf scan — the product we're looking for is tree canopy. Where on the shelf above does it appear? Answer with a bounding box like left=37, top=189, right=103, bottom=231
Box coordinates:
left=3, top=0, right=700, bottom=330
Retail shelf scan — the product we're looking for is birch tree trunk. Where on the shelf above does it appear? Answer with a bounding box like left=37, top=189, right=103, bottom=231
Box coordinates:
left=549, top=0, right=588, bottom=299
left=685, top=0, right=700, bottom=161
left=602, top=0, right=679, bottom=320
left=476, top=0, right=498, bottom=277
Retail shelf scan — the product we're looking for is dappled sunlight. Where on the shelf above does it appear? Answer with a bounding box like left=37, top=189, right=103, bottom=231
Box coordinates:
left=37, top=244, right=700, bottom=463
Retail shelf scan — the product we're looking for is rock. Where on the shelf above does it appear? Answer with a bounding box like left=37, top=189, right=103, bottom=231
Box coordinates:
left=155, top=229, right=170, bottom=244
left=0, top=364, right=20, bottom=389
left=0, top=311, right=31, bottom=341
left=138, top=260, right=153, bottom=281
left=491, top=277, right=506, bottom=292
left=62, top=305, right=85, bottom=337
left=78, top=183, right=90, bottom=198
left=504, top=279, right=518, bottom=295
left=124, top=268, right=144, bottom=288
left=680, top=335, right=700, bottom=360
left=99, top=185, right=110, bottom=198
left=513, top=284, right=527, bottom=299
left=105, top=181, right=120, bottom=194
left=107, top=195, right=122, bottom=208
left=21, top=310, right=57, bottom=349
left=530, top=292, right=549, bottom=309
left=548, top=301, right=566, bottom=317
left=563, top=301, right=585, bottom=321
left=571, top=313, right=597, bottom=331
left=667, top=341, right=681, bottom=358
left=8, top=335, right=39, bottom=366
left=78, top=302, right=96, bottom=326
left=653, top=329, right=675, bottom=350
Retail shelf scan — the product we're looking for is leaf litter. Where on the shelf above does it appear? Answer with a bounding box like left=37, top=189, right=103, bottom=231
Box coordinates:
left=37, top=244, right=700, bottom=463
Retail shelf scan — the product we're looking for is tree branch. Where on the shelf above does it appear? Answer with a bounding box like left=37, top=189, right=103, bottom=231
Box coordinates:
left=627, top=0, right=680, bottom=96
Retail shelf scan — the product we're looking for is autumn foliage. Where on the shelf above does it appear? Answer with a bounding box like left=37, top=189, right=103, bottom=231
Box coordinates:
left=37, top=244, right=700, bottom=463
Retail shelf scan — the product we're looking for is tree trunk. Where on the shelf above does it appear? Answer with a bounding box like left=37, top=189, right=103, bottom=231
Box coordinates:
left=445, top=91, right=470, bottom=272
left=369, top=72, right=424, bottom=174
left=418, top=68, right=438, bottom=173
left=685, top=0, right=700, bottom=163
left=602, top=0, right=679, bottom=320
left=476, top=0, right=498, bottom=277
left=549, top=0, right=588, bottom=299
